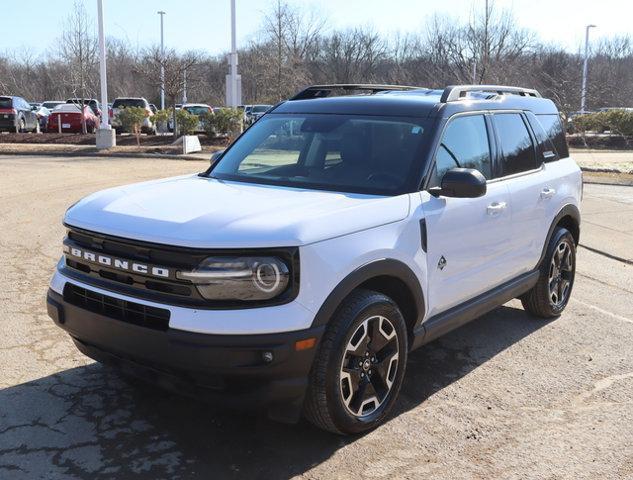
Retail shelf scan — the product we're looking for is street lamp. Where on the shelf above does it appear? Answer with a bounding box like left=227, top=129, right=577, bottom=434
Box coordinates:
left=158, top=10, right=166, bottom=110
left=580, top=24, right=597, bottom=114
left=96, top=0, right=115, bottom=148
left=225, top=0, right=241, bottom=107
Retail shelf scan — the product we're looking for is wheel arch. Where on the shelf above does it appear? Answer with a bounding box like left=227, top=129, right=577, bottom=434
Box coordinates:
left=537, top=203, right=580, bottom=269
left=310, top=259, right=425, bottom=346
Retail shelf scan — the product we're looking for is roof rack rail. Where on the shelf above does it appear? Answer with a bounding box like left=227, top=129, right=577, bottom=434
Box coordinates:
left=440, top=85, right=541, bottom=103
left=290, top=84, right=425, bottom=101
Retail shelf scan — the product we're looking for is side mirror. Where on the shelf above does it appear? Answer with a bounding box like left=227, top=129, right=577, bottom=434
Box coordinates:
left=430, top=168, right=487, bottom=198
left=210, top=149, right=225, bottom=166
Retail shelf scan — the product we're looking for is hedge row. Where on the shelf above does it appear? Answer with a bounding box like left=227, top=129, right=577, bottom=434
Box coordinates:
left=573, top=110, right=633, bottom=137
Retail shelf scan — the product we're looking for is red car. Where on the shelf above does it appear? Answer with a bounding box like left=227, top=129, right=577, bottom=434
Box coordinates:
left=47, top=104, right=99, bottom=133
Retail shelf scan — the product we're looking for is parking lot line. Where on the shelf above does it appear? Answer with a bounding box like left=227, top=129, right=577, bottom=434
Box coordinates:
left=572, top=298, right=633, bottom=325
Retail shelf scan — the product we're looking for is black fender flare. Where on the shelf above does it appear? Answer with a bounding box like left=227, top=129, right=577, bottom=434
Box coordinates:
left=536, top=203, right=580, bottom=269
left=310, top=258, right=425, bottom=331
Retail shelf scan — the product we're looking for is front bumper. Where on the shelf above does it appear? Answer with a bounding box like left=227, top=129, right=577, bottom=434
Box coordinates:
left=47, top=287, right=324, bottom=422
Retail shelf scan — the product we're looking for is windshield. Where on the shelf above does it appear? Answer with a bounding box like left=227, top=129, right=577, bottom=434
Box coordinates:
left=184, top=106, right=210, bottom=116
left=42, top=102, right=63, bottom=110
left=0, top=97, right=13, bottom=108
left=209, top=114, right=429, bottom=195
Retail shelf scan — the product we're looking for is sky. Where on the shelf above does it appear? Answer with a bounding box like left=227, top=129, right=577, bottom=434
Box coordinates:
left=2, top=0, right=633, bottom=59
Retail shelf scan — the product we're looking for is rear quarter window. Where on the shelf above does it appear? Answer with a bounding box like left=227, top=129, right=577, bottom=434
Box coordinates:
left=536, top=114, right=569, bottom=159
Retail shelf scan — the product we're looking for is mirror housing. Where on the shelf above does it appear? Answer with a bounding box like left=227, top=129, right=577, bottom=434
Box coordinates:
left=210, top=149, right=225, bottom=166
left=430, top=168, right=487, bottom=198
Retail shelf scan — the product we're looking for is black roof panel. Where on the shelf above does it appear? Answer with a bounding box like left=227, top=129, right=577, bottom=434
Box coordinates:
left=272, top=89, right=559, bottom=118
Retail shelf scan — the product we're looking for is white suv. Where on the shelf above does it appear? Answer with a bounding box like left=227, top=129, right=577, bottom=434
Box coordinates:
left=47, top=84, right=581, bottom=435
left=110, top=97, right=156, bottom=134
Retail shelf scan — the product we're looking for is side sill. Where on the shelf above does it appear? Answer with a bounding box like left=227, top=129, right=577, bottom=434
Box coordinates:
left=411, top=269, right=539, bottom=350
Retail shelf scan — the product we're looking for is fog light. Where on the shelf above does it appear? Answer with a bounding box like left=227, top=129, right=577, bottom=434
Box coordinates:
left=262, top=351, right=274, bottom=363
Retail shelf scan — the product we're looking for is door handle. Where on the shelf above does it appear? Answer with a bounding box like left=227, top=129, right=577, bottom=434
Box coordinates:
left=543, top=151, right=557, bottom=161
left=540, top=187, right=556, bottom=199
left=486, top=201, right=507, bottom=215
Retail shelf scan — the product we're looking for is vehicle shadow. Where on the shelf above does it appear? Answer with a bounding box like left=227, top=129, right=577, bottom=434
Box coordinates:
left=0, top=304, right=551, bottom=479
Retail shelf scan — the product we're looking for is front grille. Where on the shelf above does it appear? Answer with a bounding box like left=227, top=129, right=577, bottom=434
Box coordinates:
left=63, top=227, right=204, bottom=305
left=62, top=226, right=300, bottom=308
left=64, top=283, right=170, bottom=331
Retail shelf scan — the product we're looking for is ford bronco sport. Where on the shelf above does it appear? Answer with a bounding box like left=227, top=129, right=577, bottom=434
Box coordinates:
left=47, top=84, right=581, bottom=435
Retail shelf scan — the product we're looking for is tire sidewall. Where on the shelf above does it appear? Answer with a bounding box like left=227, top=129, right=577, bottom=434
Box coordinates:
left=542, top=228, right=576, bottom=315
left=325, top=297, right=408, bottom=434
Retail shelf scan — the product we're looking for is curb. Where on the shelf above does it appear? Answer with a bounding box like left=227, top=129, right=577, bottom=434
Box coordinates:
left=0, top=150, right=209, bottom=161
left=581, top=166, right=632, bottom=174
left=579, top=244, right=633, bottom=265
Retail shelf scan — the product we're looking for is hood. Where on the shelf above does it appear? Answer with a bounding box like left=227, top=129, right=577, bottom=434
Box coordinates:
left=64, top=175, right=410, bottom=248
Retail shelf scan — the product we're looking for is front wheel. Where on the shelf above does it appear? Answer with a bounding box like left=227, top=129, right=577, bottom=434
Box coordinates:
left=521, top=227, right=576, bottom=318
left=304, top=289, right=408, bottom=435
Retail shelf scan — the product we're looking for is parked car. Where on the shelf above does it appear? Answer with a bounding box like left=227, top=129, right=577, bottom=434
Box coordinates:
left=245, top=104, right=272, bottom=125
left=29, top=102, right=42, bottom=111
left=0, top=96, right=39, bottom=133
left=47, top=104, right=98, bottom=133
left=66, top=98, right=101, bottom=118
left=110, top=97, right=156, bottom=135
left=41, top=101, right=65, bottom=111
left=33, top=105, right=52, bottom=131
left=47, top=83, right=580, bottom=435
left=181, top=103, right=213, bottom=133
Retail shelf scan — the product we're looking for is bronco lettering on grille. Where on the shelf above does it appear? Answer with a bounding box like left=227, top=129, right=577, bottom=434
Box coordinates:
left=65, top=245, right=170, bottom=278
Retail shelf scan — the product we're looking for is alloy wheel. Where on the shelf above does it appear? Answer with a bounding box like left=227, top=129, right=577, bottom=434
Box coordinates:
left=339, top=315, right=399, bottom=418
left=548, top=240, right=574, bottom=307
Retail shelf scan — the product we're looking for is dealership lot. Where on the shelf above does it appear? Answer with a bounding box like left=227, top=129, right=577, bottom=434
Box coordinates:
left=0, top=155, right=631, bottom=479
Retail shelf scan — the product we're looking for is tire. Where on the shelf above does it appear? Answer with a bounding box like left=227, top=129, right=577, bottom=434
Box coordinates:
left=521, top=227, right=576, bottom=318
left=16, top=117, right=25, bottom=133
left=34, top=122, right=40, bottom=134
left=304, top=289, right=408, bottom=435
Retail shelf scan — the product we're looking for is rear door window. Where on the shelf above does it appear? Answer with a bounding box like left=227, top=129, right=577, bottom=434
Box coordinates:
left=493, top=113, right=538, bottom=176
left=430, top=114, right=492, bottom=187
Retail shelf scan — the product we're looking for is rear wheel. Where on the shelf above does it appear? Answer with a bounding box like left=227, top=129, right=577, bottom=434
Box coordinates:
left=16, top=117, right=25, bottom=133
left=521, top=227, right=576, bottom=318
left=304, top=289, right=408, bottom=435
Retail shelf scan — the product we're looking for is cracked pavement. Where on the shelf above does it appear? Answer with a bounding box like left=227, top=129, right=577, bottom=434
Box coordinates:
left=0, top=155, right=632, bottom=479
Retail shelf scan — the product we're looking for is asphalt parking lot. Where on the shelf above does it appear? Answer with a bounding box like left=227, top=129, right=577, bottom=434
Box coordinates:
left=0, top=154, right=632, bottom=479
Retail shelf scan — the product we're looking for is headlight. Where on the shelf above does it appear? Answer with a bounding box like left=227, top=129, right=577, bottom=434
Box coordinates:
left=176, top=256, right=290, bottom=301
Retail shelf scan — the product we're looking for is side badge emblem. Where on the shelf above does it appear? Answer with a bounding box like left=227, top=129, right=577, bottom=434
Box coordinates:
left=438, top=256, right=447, bottom=270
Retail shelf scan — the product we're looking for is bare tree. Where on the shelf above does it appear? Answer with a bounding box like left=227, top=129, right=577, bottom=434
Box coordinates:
left=137, top=47, right=202, bottom=136
left=258, top=0, right=326, bottom=101
left=3, top=0, right=633, bottom=115
left=57, top=0, right=98, bottom=133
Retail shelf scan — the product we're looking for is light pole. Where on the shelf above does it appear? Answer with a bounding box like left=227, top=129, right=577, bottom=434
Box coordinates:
left=580, top=24, right=597, bottom=114
left=158, top=10, right=166, bottom=110
left=96, top=0, right=115, bottom=148
left=225, top=0, right=241, bottom=107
